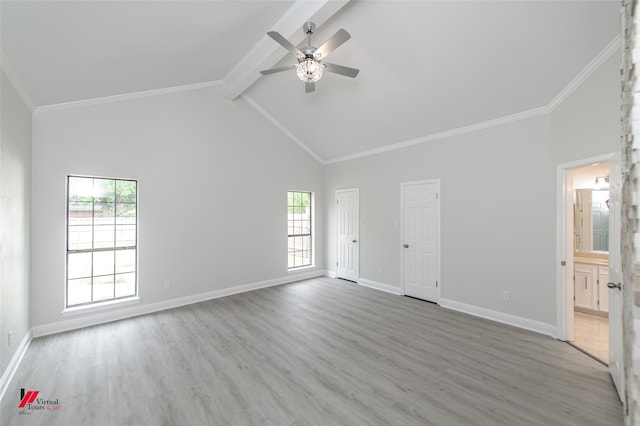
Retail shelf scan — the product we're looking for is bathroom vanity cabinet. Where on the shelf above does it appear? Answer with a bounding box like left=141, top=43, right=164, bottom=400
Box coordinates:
left=574, top=261, right=609, bottom=314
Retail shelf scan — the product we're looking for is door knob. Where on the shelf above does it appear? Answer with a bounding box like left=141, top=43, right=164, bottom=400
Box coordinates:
left=607, top=282, right=622, bottom=290
left=403, top=244, right=409, bottom=248
left=352, top=240, right=357, bottom=243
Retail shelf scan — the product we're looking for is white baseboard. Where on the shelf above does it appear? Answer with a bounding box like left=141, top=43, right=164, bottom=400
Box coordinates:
left=32, top=269, right=326, bottom=338
left=439, top=298, right=557, bottom=338
left=0, top=330, right=32, bottom=403
left=326, top=270, right=337, bottom=279
left=351, top=282, right=556, bottom=338
left=357, top=278, right=402, bottom=295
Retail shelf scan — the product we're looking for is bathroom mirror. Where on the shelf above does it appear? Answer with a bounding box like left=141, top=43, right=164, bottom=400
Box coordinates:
left=574, top=189, right=609, bottom=252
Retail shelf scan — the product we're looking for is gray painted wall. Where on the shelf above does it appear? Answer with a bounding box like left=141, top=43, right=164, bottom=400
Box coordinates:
left=324, top=52, right=620, bottom=330
left=7, top=45, right=623, bottom=351
left=551, top=53, right=621, bottom=163
left=30, top=86, right=324, bottom=328
left=0, top=71, right=32, bottom=373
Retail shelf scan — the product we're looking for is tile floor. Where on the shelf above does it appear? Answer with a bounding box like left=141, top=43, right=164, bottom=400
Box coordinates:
left=573, top=310, right=609, bottom=363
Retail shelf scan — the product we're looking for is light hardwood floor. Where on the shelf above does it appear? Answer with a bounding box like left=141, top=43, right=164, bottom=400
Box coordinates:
left=573, top=311, right=609, bottom=363
left=1, top=277, right=622, bottom=425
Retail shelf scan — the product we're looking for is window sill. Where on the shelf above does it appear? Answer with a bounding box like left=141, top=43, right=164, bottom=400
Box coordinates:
left=61, top=297, right=141, bottom=317
left=288, top=265, right=316, bottom=273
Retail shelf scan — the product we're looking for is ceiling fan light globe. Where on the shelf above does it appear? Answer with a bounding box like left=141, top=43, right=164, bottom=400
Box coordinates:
left=296, top=59, right=324, bottom=83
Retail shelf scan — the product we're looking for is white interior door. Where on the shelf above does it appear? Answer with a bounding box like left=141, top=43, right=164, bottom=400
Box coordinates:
left=402, top=180, right=440, bottom=302
left=608, top=154, right=624, bottom=402
left=336, top=189, right=359, bottom=282
left=559, top=165, right=575, bottom=342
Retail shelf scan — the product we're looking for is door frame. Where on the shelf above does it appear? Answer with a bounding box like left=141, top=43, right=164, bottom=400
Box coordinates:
left=335, top=188, right=360, bottom=281
left=400, top=179, right=441, bottom=301
left=556, top=152, right=614, bottom=341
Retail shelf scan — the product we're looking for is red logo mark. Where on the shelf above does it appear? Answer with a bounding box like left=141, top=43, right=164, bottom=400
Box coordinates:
left=18, top=389, right=39, bottom=408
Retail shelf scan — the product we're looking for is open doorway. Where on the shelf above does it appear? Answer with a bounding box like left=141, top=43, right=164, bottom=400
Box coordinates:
left=571, top=161, right=610, bottom=363
left=558, top=155, right=612, bottom=365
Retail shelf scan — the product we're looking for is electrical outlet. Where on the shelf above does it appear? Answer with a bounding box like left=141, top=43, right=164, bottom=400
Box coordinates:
left=162, top=281, right=170, bottom=289
left=503, top=291, right=510, bottom=301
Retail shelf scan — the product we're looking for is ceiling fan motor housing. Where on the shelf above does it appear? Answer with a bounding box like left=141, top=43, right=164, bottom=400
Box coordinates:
left=303, top=21, right=316, bottom=35
left=301, top=46, right=319, bottom=61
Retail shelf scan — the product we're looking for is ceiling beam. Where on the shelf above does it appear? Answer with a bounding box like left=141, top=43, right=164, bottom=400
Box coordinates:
left=223, top=0, right=352, bottom=101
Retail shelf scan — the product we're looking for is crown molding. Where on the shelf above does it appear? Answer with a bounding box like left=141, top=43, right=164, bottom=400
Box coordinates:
left=324, top=106, right=549, bottom=165
left=27, top=30, right=620, bottom=165
left=248, top=34, right=621, bottom=166
left=1, top=50, right=36, bottom=112
left=34, top=80, right=224, bottom=114
left=547, top=34, right=621, bottom=112
left=241, top=94, right=324, bottom=164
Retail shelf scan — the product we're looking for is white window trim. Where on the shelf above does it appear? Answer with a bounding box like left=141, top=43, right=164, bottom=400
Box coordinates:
left=65, top=175, right=139, bottom=308
left=287, top=190, right=315, bottom=270
left=61, top=296, right=141, bottom=317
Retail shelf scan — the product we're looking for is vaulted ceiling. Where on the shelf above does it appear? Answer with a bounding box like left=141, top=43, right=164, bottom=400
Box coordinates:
left=1, top=1, right=621, bottom=163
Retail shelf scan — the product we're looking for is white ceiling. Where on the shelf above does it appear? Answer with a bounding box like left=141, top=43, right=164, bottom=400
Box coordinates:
left=573, top=162, right=611, bottom=189
left=1, top=1, right=621, bottom=163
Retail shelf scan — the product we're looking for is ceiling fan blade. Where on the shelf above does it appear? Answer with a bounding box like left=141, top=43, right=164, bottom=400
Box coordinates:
left=324, top=62, right=359, bottom=78
left=267, top=31, right=304, bottom=58
left=305, top=82, right=316, bottom=93
left=315, top=29, right=351, bottom=59
left=260, top=65, right=296, bottom=75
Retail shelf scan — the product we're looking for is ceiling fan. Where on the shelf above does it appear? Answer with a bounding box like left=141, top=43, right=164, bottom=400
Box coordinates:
left=260, top=22, right=359, bottom=93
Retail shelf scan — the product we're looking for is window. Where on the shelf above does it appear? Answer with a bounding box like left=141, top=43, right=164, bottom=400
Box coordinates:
left=287, top=191, right=313, bottom=269
left=66, top=176, right=137, bottom=307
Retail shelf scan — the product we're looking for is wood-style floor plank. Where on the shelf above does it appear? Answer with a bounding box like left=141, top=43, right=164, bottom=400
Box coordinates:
left=1, top=277, right=623, bottom=425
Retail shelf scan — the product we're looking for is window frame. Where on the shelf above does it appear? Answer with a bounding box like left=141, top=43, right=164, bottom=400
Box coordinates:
left=287, top=191, right=314, bottom=270
left=65, top=175, right=138, bottom=308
